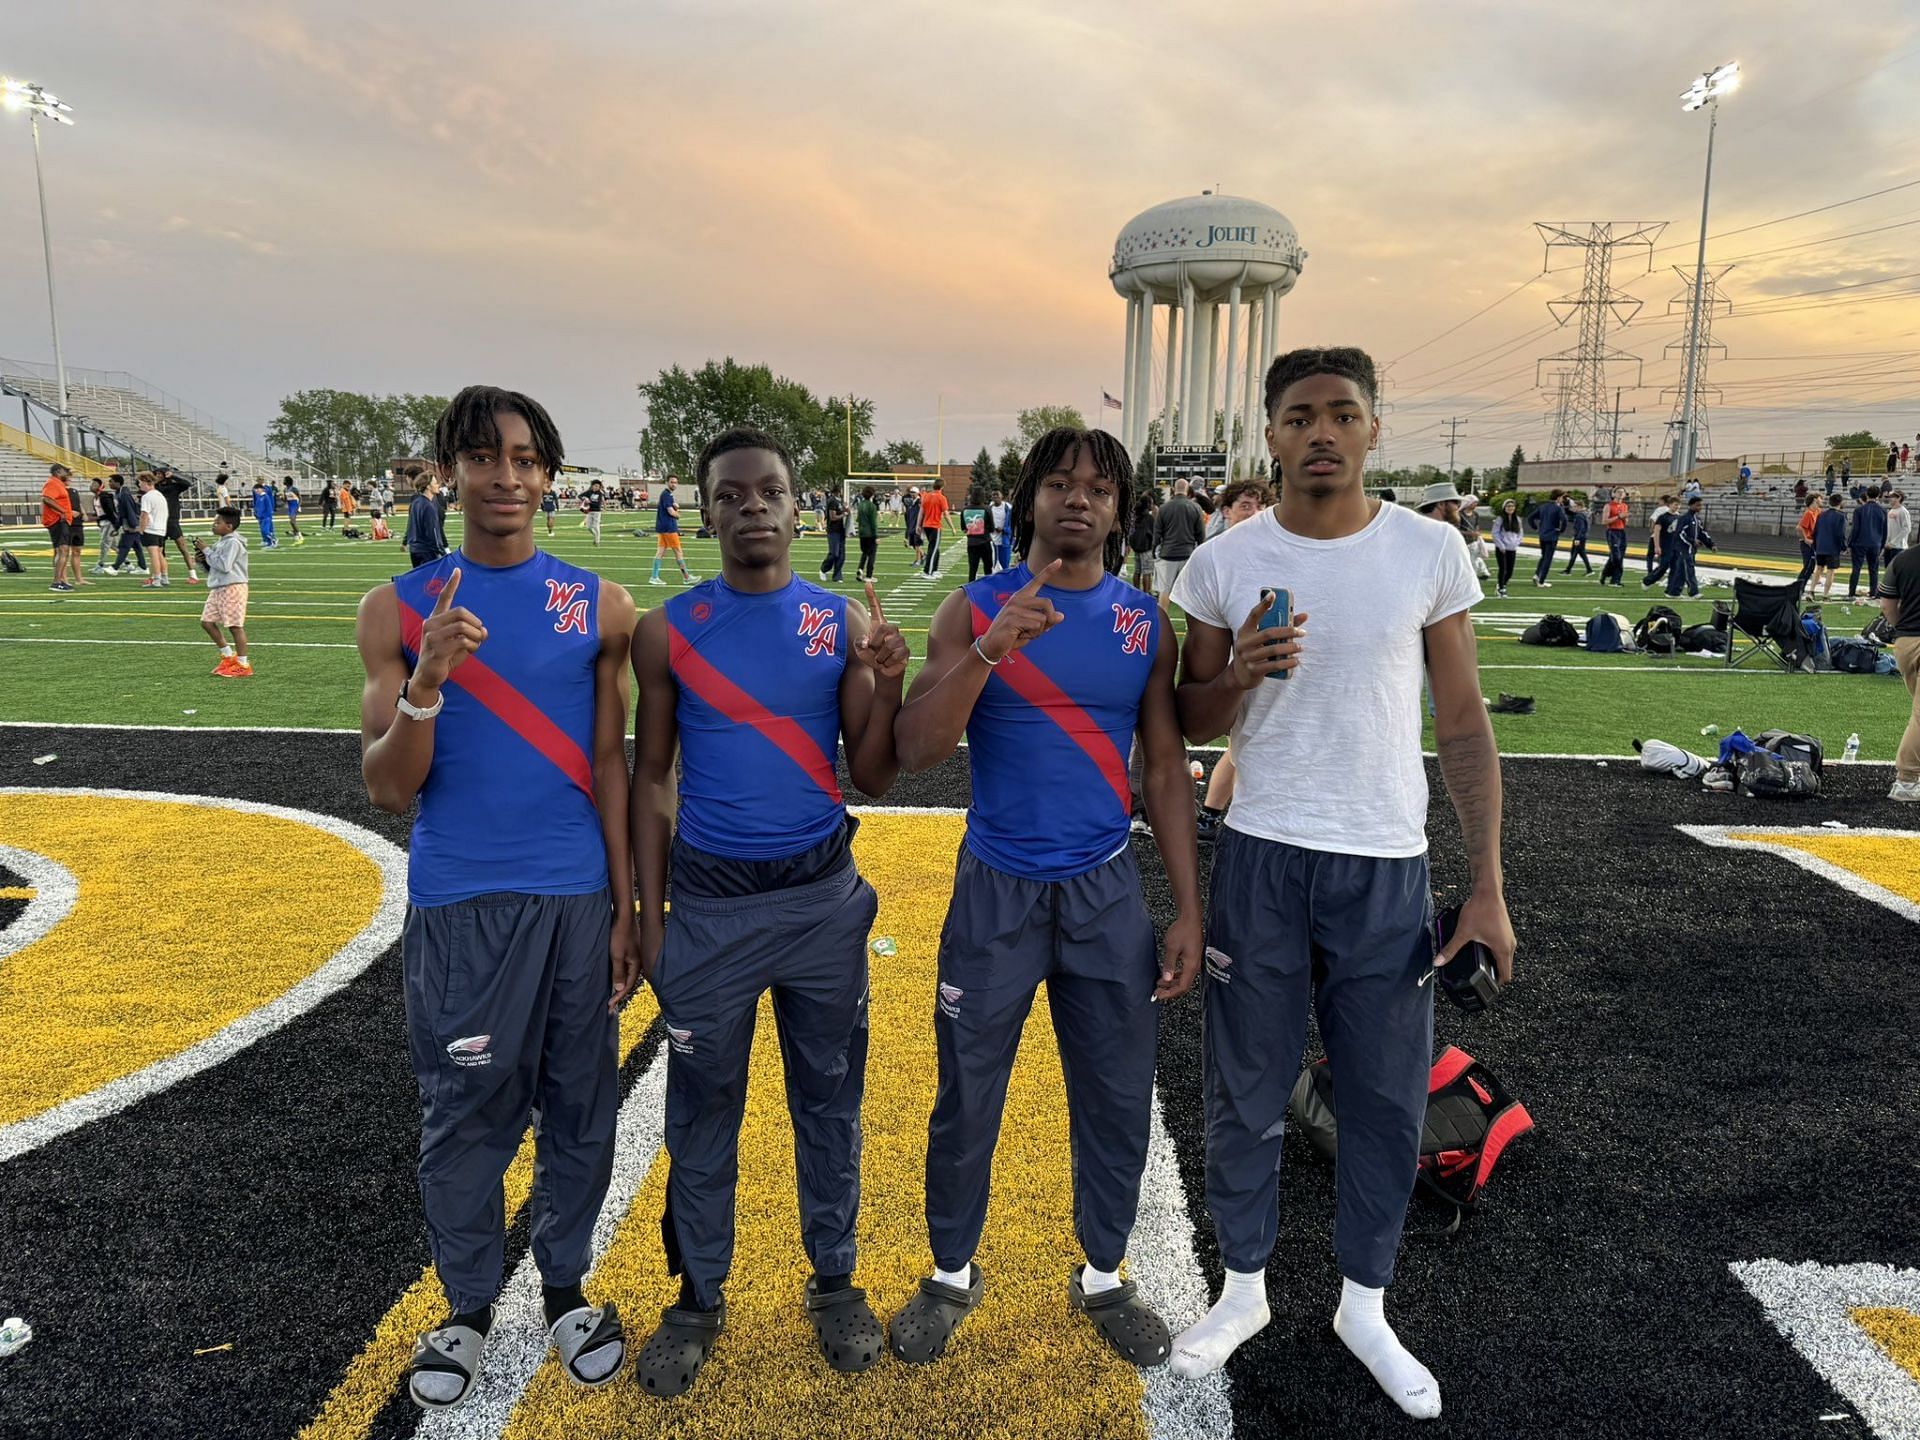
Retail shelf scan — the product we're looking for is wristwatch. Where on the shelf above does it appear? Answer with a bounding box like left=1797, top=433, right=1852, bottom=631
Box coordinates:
left=396, top=679, right=444, bottom=721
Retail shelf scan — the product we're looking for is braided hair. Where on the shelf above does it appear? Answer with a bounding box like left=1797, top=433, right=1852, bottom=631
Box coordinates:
left=1009, top=427, right=1134, bottom=574
left=431, top=385, right=566, bottom=477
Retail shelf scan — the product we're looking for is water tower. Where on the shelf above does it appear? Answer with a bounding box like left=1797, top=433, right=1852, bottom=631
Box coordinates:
left=1110, top=193, right=1305, bottom=479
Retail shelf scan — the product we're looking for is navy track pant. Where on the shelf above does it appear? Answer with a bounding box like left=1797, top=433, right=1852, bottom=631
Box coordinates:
left=923, top=845, right=1158, bottom=1275
left=1533, top=534, right=1559, bottom=582
left=1202, top=831, right=1433, bottom=1289
left=655, top=859, right=877, bottom=1309
left=403, top=887, right=619, bottom=1315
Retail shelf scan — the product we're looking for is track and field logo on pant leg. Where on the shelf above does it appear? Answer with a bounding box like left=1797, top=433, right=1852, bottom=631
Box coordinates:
left=937, top=982, right=964, bottom=1018
left=667, top=1025, right=694, bottom=1055
left=446, top=1034, right=493, bottom=1068
left=1203, top=947, right=1232, bottom=984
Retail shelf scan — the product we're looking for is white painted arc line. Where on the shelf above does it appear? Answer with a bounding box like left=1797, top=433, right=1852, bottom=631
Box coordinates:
left=0, top=845, right=80, bottom=963
left=1678, top=825, right=1920, bottom=926
left=0, top=788, right=408, bottom=1164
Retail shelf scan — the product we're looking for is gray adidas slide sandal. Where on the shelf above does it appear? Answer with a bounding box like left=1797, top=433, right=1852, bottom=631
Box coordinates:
left=550, top=1302, right=625, bottom=1388
left=887, top=1265, right=983, bottom=1365
left=408, top=1308, right=493, bottom=1409
left=1069, top=1266, right=1171, bottom=1367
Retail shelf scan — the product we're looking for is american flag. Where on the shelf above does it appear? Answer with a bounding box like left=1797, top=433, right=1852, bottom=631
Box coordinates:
left=1102, top=391, right=1123, bottom=411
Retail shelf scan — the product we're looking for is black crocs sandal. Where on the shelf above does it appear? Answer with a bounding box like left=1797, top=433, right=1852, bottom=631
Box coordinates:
left=804, top=1277, right=885, bottom=1372
left=635, top=1299, right=725, bottom=1398
left=887, top=1265, right=982, bottom=1365
left=1068, top=1266, right=1171, bottom=1367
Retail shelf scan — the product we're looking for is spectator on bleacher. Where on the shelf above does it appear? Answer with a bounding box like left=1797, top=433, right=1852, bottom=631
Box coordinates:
left=1681, top=477, right=1703, bottom=504
left=283, top=478, right=306, bottom=546
left=1848, top=486, right=1888, bottom=602
left=1796, top=494, right=1822, bottom=586
left=1841, top=457, right=1853, bottom=493
left=1824, top=465, right=1837, bottom=495
left=214, top=472, right=232, bottom=508
left=1600, top=491, right=1629, bottom=586
left=138, top=472, right=171, bottom=587
left=1812, top=493, right=1847, bottom=601
left=1794, top=476, right=1808, bottom=503
left=1561, top=496, right=1593, bottom=576
left=1888, top=443, right=1900, bottom=478
left=153, top=465, right=200, bottom=583
left=1886, top=491, right=1910, bottom=565
left=1528, top=487, right=1566, bottom=587
left=1663, top=496, right=1714, bottom=598
left=41, top=462, right=79, bottom=592
left=407, top=471, right=448, bottom=569
left=1492, top=498, right=1522, bottom=598
left=1901, top=443, right=1911, bottom=474
left=321, top=480, right=338, bottom=530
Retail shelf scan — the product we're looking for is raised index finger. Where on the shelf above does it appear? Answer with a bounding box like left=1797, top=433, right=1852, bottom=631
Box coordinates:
left=1017, top=557, right=1063, bottom=597
left=863, top=580, right=886, bottom=625
left=431, top=567, right=462, bottom=616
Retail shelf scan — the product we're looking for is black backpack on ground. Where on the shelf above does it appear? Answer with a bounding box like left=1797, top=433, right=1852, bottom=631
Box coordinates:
left=1634, top=605, right=1685, bottom=653
left=1829, top=637, right=1881, bottom=674
left=1520, top=614, right=1580, bottom=647
left=0, top=550, right=21, bottom=575
left=1863, top=614, right=1895, bottom=645
left=1752, top=729, right=1823, bottom=774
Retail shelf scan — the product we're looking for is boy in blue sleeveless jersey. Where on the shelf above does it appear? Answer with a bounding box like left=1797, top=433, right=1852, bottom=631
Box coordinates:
left=886, top=428, right=1203, bottom=1369
left=356, top=386, right=640, bottom=1411
left=1169, top=348, right=1514, bottom=1419
left=629, top=426, right=909, bottom=1395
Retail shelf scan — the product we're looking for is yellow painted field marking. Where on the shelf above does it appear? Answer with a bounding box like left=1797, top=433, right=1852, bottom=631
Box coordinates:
left=0, top=796, right=379, bottom=1128
left=1726, top=831, right=1920, bottom=906
left=1853, top=1307, right=1920, bottom=1383
left=0, top=887, right=34, bottom=901
left=500, top=811, right=1146, bottom=1440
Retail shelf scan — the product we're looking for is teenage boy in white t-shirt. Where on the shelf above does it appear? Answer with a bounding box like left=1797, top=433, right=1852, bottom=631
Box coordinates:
left=1167, top=346, right=1515, bottom=1421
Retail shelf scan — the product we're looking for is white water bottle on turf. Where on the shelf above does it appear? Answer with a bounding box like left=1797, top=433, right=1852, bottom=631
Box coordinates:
left=1843, top=733, right=1860, bottom=763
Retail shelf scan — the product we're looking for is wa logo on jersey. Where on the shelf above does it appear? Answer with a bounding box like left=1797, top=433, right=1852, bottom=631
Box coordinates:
left=544, top=579, right=589, bottom=636
left=1111, top=602, right=1152, bottom=656
left=798, top=602, right=839, bottom=658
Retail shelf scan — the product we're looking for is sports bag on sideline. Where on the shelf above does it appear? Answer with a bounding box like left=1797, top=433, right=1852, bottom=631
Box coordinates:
left=0, top=550, right=21, bottom=574
left=1737, top=750, right=1821, bottom=798
left=1520, top=614, right=1579, bottom=647
left=1634, top=605, right=1684, bottom=653
left=1752, top=729, right=1823, bottom=774
left=1679, top=622, right=1728, bottom=655
left=1585, top=612, right=1630, bottom=653
left=1288, top=1047, right=1534, bottom=1234
left=1829, top=637, right=1881, bottom=674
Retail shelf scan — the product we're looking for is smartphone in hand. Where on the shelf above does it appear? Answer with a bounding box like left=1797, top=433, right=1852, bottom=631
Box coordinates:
left=1261, top=588, right=1292, bottom=681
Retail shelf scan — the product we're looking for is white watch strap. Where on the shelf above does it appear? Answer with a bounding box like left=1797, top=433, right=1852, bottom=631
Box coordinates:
left=396, top=683, right=444, bottom=721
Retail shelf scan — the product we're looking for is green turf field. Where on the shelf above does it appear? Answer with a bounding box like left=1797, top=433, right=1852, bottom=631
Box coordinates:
left=1, top=518, right=1912, bottom=758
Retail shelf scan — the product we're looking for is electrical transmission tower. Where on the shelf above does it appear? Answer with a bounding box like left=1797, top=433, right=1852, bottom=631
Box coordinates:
left=1662, top=264, right=1733, bottom=469
left=1534, top=221, right=1667, bottom=459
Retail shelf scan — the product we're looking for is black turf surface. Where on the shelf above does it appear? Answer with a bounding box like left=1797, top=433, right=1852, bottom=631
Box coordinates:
left=1, top=729, right=1916, bottom=1439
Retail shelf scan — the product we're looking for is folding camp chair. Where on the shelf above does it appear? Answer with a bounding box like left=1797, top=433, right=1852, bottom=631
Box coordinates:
left=1721, top=576, right=1809, bottom=670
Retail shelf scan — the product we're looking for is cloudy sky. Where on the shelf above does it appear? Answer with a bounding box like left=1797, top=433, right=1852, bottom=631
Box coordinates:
left=3, top=0, right=1917, bottom=472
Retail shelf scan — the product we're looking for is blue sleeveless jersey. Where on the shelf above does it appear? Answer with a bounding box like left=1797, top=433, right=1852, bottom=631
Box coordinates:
left=666, top=576, right=847, bottom=860
left=962, top=564, right=1159, bottom=880
left=394, top=550, right=607, bottom=906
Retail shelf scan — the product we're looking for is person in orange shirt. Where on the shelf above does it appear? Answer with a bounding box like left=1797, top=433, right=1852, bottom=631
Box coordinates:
left=918, top=479, right=952, bottom=577
left=1599, top=492, right=1631, bottom=586
left=1796, top=494, right=1821, bottom=586
left=40, top=462, right=84, bottom=592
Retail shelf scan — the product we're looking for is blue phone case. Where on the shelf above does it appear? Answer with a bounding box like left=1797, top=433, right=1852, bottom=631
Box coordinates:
left=1261, top=588, right=1291, bottom=680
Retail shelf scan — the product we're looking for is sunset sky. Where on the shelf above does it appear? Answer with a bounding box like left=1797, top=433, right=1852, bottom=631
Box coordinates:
left=4, top=0, right=1918, bottom=473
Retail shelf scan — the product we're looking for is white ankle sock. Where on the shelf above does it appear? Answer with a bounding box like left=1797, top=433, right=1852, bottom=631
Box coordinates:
left=219, top=645, right=234, bottom=657
left=1333, top=1278, right=1441, bottom=1419
left=1170, top=1267, right=1269, bottom=1378
left=932, top=1263, right=972, bottom=1290
left=1080, top=1264, right=1122, bottom=1296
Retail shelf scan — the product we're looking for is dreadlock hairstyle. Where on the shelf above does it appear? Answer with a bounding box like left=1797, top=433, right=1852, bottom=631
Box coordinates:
left=693, top=426, right=796, bottom=505
left=1262, top=346, right=1379, bottom=418
left=431, top=385, right=566, bottom=478
left=1009, top=427, right=1134, bottom=574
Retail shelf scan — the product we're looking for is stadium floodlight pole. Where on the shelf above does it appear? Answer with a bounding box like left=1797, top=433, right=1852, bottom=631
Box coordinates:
left=1672, top=60, right=1738, bottom=478
left=2, top=76, right=76, bottom=452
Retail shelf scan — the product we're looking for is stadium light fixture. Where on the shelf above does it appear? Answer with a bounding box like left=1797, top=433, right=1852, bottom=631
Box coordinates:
left=1, top=76, right=77, bottom=449
left=1671, top=61, right=1738, bottom=476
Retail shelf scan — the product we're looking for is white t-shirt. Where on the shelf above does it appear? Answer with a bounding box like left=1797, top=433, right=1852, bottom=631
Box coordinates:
left=140, top=489, right=168, bottom=535
left=1171, top=502, right=1481, bottom=858
left=990, top=500, right=1011, bottom=536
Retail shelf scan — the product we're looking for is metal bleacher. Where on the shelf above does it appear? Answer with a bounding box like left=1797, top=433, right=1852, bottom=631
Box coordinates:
left=0, top=357, right=308, bottom=482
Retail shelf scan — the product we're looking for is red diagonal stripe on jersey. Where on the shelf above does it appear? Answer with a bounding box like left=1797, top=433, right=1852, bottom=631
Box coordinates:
left=969, top=600, right=1130, bottom=814
left=397, top=597, right=597, bottom=801
left=668, top=621, right=844, bottom=802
